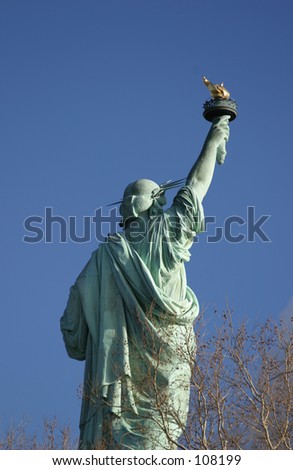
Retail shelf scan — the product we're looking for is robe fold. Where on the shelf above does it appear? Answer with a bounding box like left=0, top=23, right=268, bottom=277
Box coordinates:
left=60, top=186, right=204, bottom=449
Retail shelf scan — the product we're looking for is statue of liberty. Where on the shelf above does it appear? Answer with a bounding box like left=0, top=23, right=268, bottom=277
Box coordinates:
left=60, top=114, right=230, bottom=450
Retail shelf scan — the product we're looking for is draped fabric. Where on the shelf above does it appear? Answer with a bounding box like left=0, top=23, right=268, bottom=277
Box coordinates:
left=60, top=186, right=204, bottom=449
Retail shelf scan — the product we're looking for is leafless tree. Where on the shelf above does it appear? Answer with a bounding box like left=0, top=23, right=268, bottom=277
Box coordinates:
left=184, top=309, right=293, bottom=450
left=1, top=309, right=292, bottom=449
left=81, top=307, right=292, bottom=450
left=0, top=417, right=76, bottom=450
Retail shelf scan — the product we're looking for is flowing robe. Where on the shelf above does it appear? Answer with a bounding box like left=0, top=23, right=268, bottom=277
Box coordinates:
left=60, top=186, right=204, bottom=449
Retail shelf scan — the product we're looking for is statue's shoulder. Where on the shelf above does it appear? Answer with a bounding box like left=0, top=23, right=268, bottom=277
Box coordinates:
left=104, top=232, right=125, bottom=244
left=101, top=232, right=130, bottom=254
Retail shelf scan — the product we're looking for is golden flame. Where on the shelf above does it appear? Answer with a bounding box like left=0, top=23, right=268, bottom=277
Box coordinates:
left=203, top=76, right=230, bottom=100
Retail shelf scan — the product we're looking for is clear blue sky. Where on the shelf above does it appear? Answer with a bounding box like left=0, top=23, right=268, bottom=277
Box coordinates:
left=1, top=0, right=292, bottom=440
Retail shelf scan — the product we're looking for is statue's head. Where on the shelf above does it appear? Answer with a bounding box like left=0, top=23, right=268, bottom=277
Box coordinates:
left=120, top=178, right=166, bottom=226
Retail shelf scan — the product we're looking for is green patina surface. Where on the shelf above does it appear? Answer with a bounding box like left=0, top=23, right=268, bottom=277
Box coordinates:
left=60, top=116, right=230, bottom=449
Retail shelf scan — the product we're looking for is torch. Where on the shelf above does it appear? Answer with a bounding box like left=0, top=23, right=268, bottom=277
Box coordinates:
left=202, top=76, right=238, bottom=164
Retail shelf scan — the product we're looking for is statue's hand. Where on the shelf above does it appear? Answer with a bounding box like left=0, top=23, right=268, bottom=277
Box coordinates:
left=209, top=115, right=230, bottom=146
left=209, top=116, right=230, bottom=165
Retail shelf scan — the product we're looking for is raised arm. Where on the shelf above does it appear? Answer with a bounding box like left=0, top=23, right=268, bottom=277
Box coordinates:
left=186, top=116, right=230, bottom=202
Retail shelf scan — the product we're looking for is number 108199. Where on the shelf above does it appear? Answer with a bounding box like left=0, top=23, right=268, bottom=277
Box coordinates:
left=194, top=455, right=241, bottom=466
